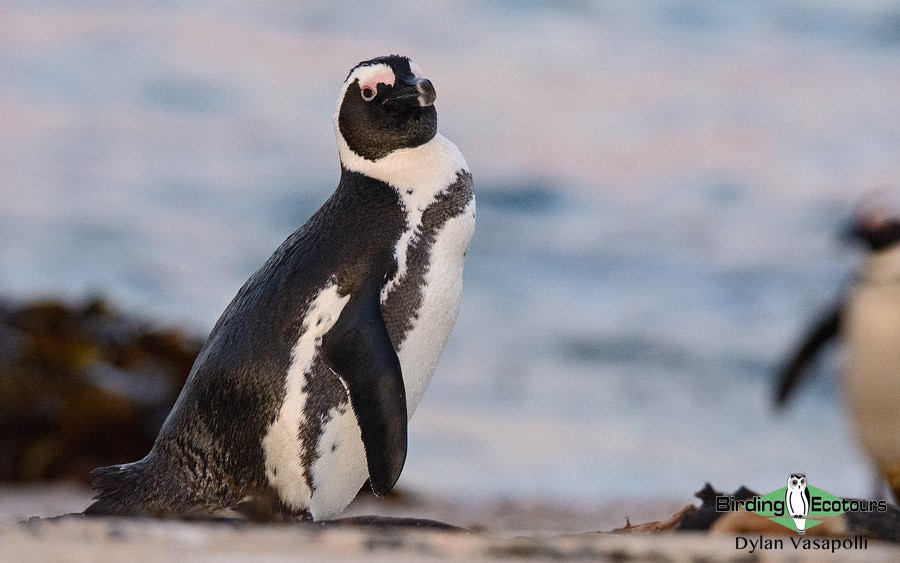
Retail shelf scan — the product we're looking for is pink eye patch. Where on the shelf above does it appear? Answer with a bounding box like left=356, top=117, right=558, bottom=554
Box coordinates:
left=356, top=65, right=396, bottom=96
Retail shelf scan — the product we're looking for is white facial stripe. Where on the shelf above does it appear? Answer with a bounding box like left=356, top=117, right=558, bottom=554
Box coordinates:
left=358, top=68, right=396, bottom=94
left=409, top=61, right=423, bottom=78
left=346, top=63, right=395, bottom=95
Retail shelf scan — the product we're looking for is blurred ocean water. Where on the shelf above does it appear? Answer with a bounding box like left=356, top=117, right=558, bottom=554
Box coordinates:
left=2, top=1, right=900, bottom=502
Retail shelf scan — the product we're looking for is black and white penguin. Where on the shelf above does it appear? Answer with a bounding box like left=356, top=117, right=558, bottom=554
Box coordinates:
left=776, top=188, right=900, bottom=502
left=85, top=55, right=476, bottom=520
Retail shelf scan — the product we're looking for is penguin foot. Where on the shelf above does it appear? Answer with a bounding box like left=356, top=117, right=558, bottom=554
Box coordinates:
left=234, top=489, right=312, bottom=522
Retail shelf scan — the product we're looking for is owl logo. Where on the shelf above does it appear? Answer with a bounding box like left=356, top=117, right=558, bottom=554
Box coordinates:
left=785, top=473, right=811, bottom=534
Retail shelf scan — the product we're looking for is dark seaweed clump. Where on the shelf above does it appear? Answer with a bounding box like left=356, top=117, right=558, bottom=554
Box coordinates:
left=0, top=297, right=201, bottom=484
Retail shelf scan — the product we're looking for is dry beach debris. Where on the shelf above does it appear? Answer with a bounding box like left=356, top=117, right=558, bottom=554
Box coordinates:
left=0, top=297, right=200, bottom=483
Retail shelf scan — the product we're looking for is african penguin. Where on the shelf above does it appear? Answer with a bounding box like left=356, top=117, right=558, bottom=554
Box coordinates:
left=85, top=55, right=476, bottom=520
left=776, top=188, right=900, bottom=503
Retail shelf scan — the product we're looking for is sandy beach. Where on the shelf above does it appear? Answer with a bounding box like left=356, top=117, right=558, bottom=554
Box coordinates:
left=0, top=483, right=685, bottom=534
left=3, top=484, right=900, bottom=561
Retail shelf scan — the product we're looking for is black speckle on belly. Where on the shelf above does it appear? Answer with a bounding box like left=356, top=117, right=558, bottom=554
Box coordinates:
left=383, top=171, right=474, bottom=345
left=298, top=356, right=348, bottom=493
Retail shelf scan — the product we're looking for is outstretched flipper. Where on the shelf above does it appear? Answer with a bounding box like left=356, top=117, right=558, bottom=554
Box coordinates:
left=775, top=301, right=844, bottom=406
left=322, top=278, right=407, bottom=497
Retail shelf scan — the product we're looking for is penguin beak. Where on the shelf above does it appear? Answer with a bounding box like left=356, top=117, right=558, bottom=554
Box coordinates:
left=389, top=76, right=436, bottom=108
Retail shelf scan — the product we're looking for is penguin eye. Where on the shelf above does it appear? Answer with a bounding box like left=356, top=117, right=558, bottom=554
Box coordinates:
left=361, top=86, right=377, bottom=101
left=792, top=480, right=797, bottom=485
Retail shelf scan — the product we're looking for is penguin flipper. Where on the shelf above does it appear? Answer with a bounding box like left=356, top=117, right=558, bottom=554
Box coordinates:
left=775, top=302, right=843, bottom=406
left=322, top=278, right=407, bottom=497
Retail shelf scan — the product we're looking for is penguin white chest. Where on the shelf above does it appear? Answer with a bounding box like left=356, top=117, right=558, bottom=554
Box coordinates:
left=351, top=133, right=475, bottom=417
left=844, top=282, right=900, bottom=465
left=298, top=188, right=474, bottom=520
left=395, top=196, right=476, bottom=416
left=273, top=134, right=474, bottom=521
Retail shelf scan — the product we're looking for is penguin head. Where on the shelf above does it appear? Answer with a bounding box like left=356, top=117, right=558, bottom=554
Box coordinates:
left=335, top=55, right=438, bottom=162
left=845, top=188, right=900, bottom=252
